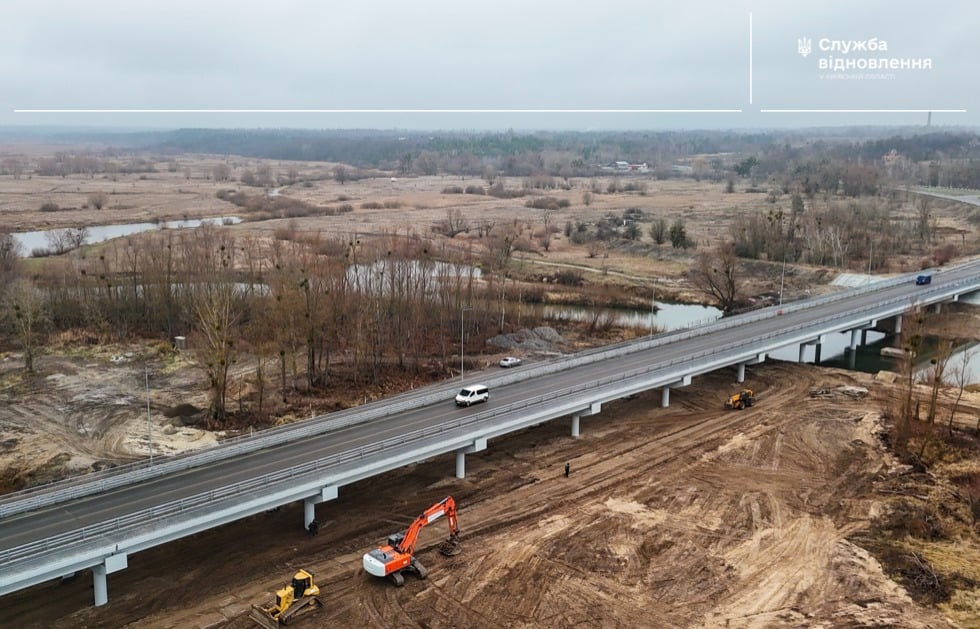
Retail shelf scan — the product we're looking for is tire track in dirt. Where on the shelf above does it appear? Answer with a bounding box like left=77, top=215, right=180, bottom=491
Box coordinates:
left=7, top=363, right=953, bottom=628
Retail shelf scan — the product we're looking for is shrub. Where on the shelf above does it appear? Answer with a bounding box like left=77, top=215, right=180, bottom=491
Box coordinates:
left=488, top=185, right=525, bottom=199
left=361, top=201, right=383, bottom=209
left=553, top=270, right=584, bottom=286
left=464, top=185, right=485, bottom=195
left=442, top=185, right=464, bottom=194
left=40, top=202, right=61, bottom=212
left=525, top=196, right=565, bottom=210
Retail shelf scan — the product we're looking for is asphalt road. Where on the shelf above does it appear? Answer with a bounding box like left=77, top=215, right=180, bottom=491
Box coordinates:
left=1, top=261, right=978, bottom=555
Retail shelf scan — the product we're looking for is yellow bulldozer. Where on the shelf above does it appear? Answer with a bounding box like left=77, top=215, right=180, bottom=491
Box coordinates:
left=249, top=569, right=322, bottom=628
left=725, top=389, right=755, bottom=410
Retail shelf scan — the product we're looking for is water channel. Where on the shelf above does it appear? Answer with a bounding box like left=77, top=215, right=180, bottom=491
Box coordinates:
left=12, top=216, right=243, bottom=254
left=545, top=302, right=980, bottom=385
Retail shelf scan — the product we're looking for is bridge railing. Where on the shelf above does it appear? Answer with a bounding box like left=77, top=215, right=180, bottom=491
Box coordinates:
left=0, top=267, right=958, bottom=520
left=4, top=273, right=976, bottom=566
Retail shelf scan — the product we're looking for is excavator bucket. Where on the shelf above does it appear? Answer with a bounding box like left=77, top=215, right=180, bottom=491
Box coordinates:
left=439, top=536, right=461, bottom=556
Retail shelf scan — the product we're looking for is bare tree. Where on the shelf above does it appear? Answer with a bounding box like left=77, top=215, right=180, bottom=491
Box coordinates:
left=5, top=279, right=47, bottom=372
left=189, top=230, right=242, bottom=424
left=212, top=163, right=231, bottom=182
left=333, top=165, right=348, bottom=185
left=0, top=231, right=21, bottom=291
left=925, top=337, right=954, bottom=425
left=44, top=229, right=74, bottom=254
left=256, top=164, right=274, bottom=187
left=947, top=347, right=974, bottom=437
left=438, top=208, right=470, bottom=237
left=690, top=241, right=741, bottom=313
left=66, top=227, right=90, bottom=250
left=87, top=191, right=109, bottom=210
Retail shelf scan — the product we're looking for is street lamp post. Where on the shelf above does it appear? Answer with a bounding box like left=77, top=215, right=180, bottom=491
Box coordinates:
left=649, top=283, right=656, bottom=339
left=145, top=366, right=153, bottom=465
left=778, top=252, right=787, bottom=306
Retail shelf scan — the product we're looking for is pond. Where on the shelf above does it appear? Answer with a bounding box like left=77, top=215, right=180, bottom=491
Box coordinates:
left=540, top=301, right=723, bottom=332
left=12, top=216, right=243, bottom=254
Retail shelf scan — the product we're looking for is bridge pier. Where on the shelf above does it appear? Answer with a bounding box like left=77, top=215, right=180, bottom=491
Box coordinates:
left=736, top=354, right=766, bottom=383
left=93, top=552, right=128, bottom=606
left=660, top=376, right=692, bottom=408
left=455, top=451, right=466, bottom=478
left=455, top=438, right=488, bottom=479
left=798, top=344, right=806, bottom=363
left=93, top=565, right=107, bottom=607
left=304, top=499, right=315, bottom=530
left=570, top=402, right=601, bottom=437
left=850, top=329, right=859, bottom=351
left=894, top=314, right=902, bottom=335
left=303, top=485, right=339, bottom=530
left=861, top=329, right=868, bottom=345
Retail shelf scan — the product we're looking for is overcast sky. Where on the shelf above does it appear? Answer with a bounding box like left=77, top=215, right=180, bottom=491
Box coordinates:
left=2, top=0, right=976, bottom=130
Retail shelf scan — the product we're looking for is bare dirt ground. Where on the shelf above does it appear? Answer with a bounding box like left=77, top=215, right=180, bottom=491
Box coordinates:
left=1, top=363, right=958, bottom=628
left=0, top=342, right=219, bottom=493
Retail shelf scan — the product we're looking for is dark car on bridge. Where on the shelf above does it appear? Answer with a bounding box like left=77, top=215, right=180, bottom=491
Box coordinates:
left=916, top=274, right=932, bottom=285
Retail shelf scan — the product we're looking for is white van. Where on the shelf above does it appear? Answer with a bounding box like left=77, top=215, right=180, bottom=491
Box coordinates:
left=455, top=384, right=490, bottom=407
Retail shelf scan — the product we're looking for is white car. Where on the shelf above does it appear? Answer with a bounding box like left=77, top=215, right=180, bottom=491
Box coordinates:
left=455, top=385, right=490, bottom=406
left=499, top=356, right=522, bottom=368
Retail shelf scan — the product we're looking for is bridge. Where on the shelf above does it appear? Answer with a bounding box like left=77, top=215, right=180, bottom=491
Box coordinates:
left=2, top=260, right=979, bottom=606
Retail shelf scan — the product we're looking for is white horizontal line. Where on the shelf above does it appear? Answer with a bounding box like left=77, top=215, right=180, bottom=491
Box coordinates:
left=14, top=108, right=743, bottom=114
left=761, top=109, right=967, bottom=113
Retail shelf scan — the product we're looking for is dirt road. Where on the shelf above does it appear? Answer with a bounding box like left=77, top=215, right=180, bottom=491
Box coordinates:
left=2, top=362, right=951, bottom=628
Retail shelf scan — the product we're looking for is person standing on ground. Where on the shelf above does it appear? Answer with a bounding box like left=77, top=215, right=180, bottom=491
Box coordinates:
left=564, top=462, right=570, bottom=478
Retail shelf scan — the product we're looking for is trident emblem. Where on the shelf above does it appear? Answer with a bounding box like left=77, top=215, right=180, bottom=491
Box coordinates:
left=798, top=37, right=812, bottom=58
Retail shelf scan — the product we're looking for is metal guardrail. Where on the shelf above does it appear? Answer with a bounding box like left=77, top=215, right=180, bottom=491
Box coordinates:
left=4, top=271, right=976, bottom=567
left=0, top=267, right=952, bottom=520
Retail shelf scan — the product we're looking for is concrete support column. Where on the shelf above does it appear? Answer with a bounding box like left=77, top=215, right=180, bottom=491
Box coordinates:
left=861, top=329, right=868, bottom=345
left=661, top=387, right=670, bottom=408
left=798, top=344, right=806, bottom=363
left=455, top=450, right=466, bottom=479
left=934, top=303, right=942, bottom=314
left=736, top=363, right=746, bottom=383
left=571, top=415, right=580, bottom=438
left=894, top=315, right=902, bottom=335
left=304, top=498, right=316, bottom=529
left=814, top=343, right=822, bottom=364
left=93, top=564, right=108, bottom=607
left=848, top=348, right=857, bottom=370
left=850, top=329, right=859, bottom=350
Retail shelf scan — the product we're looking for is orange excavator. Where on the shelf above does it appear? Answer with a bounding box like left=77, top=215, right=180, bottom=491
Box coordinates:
left=362, top=496, right=461, bottom=586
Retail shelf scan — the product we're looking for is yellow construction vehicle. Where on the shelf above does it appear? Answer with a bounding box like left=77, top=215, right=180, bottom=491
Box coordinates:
left=249, top=569, right=322, bottom=628
left=725, top=389, right=755, bottom=410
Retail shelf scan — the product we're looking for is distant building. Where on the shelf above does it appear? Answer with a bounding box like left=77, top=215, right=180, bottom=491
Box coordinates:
left=604, top=161, right=650, bottom=173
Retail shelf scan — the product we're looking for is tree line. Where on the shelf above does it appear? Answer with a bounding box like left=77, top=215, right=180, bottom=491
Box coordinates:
left=0, top=227, right=523, bottom=426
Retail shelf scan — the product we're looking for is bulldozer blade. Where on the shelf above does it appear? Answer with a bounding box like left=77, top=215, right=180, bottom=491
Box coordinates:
left=248, top=606, right=282, bottom=629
